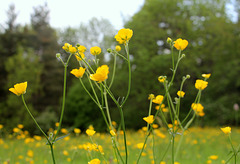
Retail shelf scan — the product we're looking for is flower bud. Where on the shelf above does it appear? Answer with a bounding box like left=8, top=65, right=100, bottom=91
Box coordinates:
left=182, top=54, right=186, bottom=58
left=167, top=37, right=172, bottom=44
left=107, top=48, right=112, bottom=53
left=56, top=53, right=61, bottom=58
left=186, top=74, right=190, bottom=79
left=76, top=43, right=80, bottom=47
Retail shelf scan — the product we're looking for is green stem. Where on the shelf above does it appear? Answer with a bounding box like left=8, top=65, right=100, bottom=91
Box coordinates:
left=22, top=95, right=56, bottom=164
left=53, top=65, right=67, bottom=141
left=121, top=43, right=131, bottom=107
left=109, top=52, right=117, bottom=89
left=228, top=134, right=237, bottom=164
left=172, top=135, right=175, bottom=164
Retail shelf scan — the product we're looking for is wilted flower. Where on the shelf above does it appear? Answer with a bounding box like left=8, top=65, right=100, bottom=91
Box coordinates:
left=143, top=115, right=154, bottom=124
left=70, top=67, right=86, bottom=78
left=195, top=79, right=208, bottom=90
left=115, top=28, right=133, bottom=44
left=90, top=65, right=109, bottom=83
left=9, top=82, right=27, bottom=96
left=221, top=127, right=231, bottom=134
left=174, top=38, right=188, bottom=50
left=90, top=46, right=101, bottom=55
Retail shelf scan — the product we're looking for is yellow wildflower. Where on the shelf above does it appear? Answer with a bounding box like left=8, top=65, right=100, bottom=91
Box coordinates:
left=88, top=158, right=100, bottom=164
left=152, top=124, right=159, bottom=129
left=55, top=122, right=59, bottom=127
left=33, top=135, right=42, bottom=141
left=61, top=128, right=68, bottom=134
left=90, top=46, right=101, bottom=55
left=191, top=103, right=204, bottom=116
left=202, top=73, right=211, bottom=79
left=9, top=82, right=27, bottom=96
left=195, top=79, right=208, bottom=90
left=152, top=95, right=164, bottom=104
left=177, top=91, right=185, bottom=98
left=174, top=38, right=188, bottom=51
left=67, top=158, right=71, bottom=162
left=110, top=130, right=116, bottom=136
left=75, top=53, right=85, bottom=61
left=78, top=45, right=86, bottom=53
left=13, top=127, right=21, bottom=133
left=63, top=150, right=69, bottom=156
left=209, top=155, right=218, bottom=160
left=143, top=115, right=154, bottom=124
left=17, top=124, right=24, bottom=129
left=62, top=43, right=70, bottom=52
left=90, top=65, right=109, bottom=83
left=69, top=45, right=77, bottom=54
left=0, top=124, right=3, bottom=129
left=86, top=129, right=96, bottom=136
left=70, top=67, right=86, bottom=78
left=221, top=127, right=231, bottom=134
left=160, top=162, right=166, bottom=164
left=115, top=28, right=133, bottom=44
left=74, top=128, right=81, bottom=134
left=27, top=150, right=34, bottom=158
left=136, top=143, right=146, bottom=149
left=115, top=45, right=121, bottom=51
left=158, top=76, right=166, bottom=83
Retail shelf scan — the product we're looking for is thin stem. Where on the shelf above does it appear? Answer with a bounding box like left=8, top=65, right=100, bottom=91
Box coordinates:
left=53, top=65, right=67, bottom=141
left=109, top=52, right=117, bottom=89
left=172, top=135, right=175, bottom=164
left=121, top=43, right=131, bottom=107
left=22, top=95, right=56, bottom=164
left=228, top=134, right=237, bottom=164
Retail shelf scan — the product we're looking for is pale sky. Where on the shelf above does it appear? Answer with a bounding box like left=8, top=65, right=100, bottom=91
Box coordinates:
left=0, top=0, right=145, bottom=29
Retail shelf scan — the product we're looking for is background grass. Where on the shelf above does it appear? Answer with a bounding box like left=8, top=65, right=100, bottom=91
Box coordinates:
left=0, top=127, right=239, bottom=164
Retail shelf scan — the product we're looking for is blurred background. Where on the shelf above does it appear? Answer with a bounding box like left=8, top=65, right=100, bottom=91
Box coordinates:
left=0, top=0, right=240, bottom=134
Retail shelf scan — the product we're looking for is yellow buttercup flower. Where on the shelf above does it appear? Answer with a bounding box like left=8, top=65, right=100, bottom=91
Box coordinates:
left=70, top=67, right=86, bottom=78
left=177, top=91, right=185, bottom=98
left=90, top=46, right=101, bottom=55
left=152, top=95, right=164, bottom=104
left=202, top=73, right=211, bottom=79
left=0, top=124, right=3, bottom=129
left=209, top=155, right=218, bottom=160
left=158, top=76, right=166, bottom=83
left=110, top=130, right=116, bottom=136
left=191, top=103, right=205, bottom=116
left=174, top=38, right=188, bottom=51
left=74, top=128, right=81, bottom=134
left=17, top=124, right=24, bottom=129
left=9, top=82, right=27, bottom=96
left=86, top=129, right=96, bottom=136
left=61, top=128, right=68, bottom=134
left=63, top=150, right=69, bottom=156
left=195, top=79, right=208, bottom=90
left=143, top=115, right=154, bottom=124
left=115, top=28, right=133, bottom=44
left=75, top=53, right=85, bottom=61
left=27, top=150, right=34, bottom=158
left=148, top=94, right=155, bottom=100
left=62, top=43, right=70, bottom=52
left=77, top=45, right=86, bottom=53
left=90, top=65, right=109, bottom=83
left=69, top=45, right=77, bottom=54
left=88, top=158, right=100, bottom=164
left=221, top=126, right=231, bottom=134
